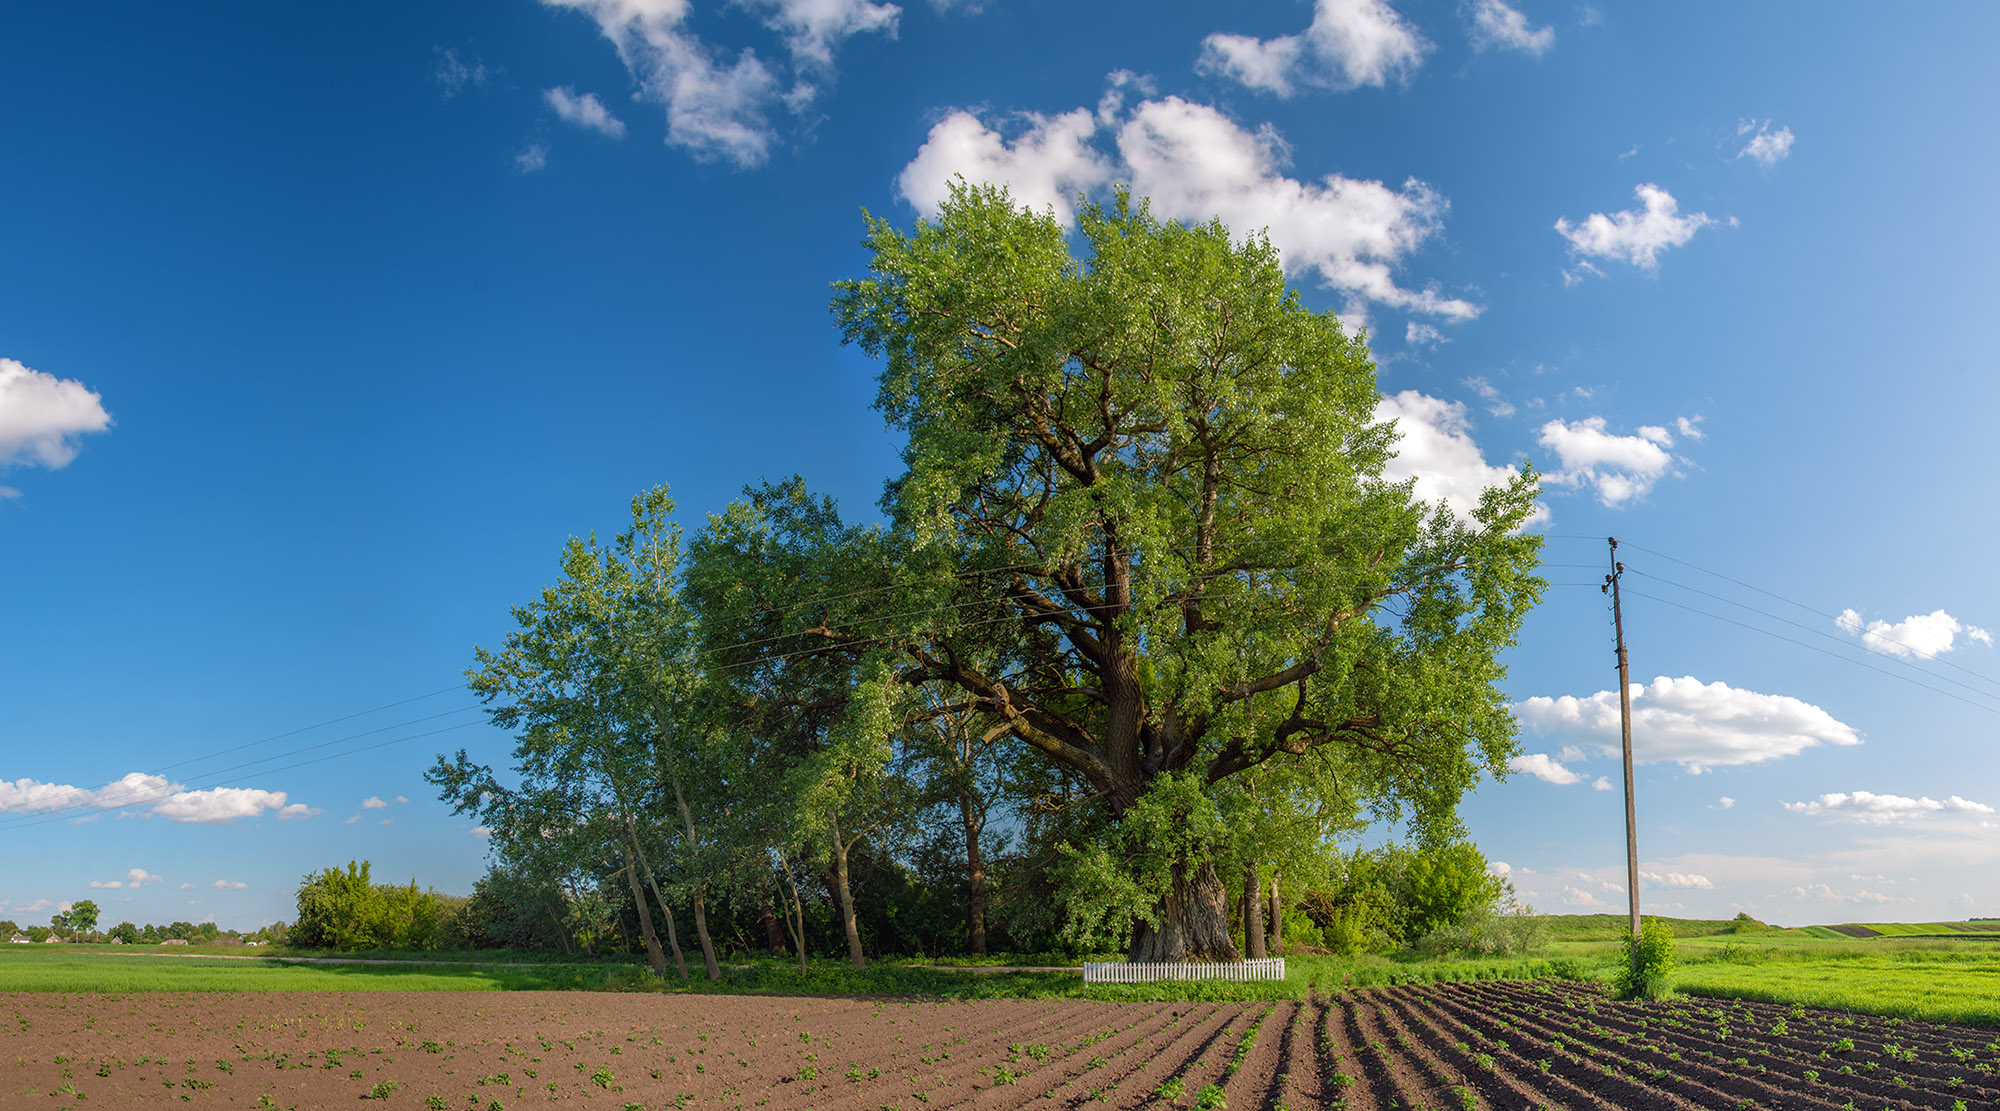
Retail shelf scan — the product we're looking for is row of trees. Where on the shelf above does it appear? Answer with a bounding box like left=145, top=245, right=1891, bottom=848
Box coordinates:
left=3, top=907, right=252, bottom=947
left=431, top=186, right=1545, bottom=974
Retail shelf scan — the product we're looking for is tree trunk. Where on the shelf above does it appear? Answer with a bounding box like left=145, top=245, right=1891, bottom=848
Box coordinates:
left=627, top=831, right=689, bottom=980
left=776, top=853, right=808, bottom=973
left=1268, top=872, right=1284, bottom=957
left=959, top=793, right=988, bottom=956
left=828, top=812, right=867, bottom=969
left=759, top=871, right=787, bottom=953
left=1242, top=863, right=1267, bottom=960
left=615, top=840, right=669, bottom=978
left=671, top=779, right=722, bottom=981
left=1127, top=859, right=1240, bottom=963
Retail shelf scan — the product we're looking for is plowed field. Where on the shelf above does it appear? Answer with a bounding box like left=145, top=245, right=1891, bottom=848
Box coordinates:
left=7, top=981, right=1999, bottom=1109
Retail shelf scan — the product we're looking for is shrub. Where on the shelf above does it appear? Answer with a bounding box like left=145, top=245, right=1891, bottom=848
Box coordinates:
left=1615, top=918, right=1677, bottom=999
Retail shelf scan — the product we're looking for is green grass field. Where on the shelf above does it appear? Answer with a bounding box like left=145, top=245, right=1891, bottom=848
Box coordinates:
left=12, top=918, right=2000, bottom=1025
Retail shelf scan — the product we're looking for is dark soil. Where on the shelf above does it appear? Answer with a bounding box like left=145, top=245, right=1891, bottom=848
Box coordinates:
left=7, top=981, right=2000, bottom=1109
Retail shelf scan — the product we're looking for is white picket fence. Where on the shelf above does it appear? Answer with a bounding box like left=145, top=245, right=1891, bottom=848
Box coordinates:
left=1082, top=957, right=1286, bottom=984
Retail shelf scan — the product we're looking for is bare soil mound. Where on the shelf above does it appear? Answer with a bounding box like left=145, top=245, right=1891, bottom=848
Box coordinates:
left=6, top=982, right=1997, bottom=1109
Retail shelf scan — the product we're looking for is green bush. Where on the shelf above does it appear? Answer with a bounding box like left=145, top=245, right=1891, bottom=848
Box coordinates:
left=1615, top=918, right=1677, bottom=999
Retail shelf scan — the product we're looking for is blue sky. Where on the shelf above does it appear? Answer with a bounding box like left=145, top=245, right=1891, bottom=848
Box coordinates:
left=3, top=0, right=1997, bottom=932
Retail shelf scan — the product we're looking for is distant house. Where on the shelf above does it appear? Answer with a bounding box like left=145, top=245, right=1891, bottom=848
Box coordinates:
left=7, top=935, right=25, bottom=944
left=245, top=940, right=266, bottom=947
left=159, top=938, right=190, bottom=947
left=109, top=937, right=126, bottom=945
left=41, top=935, right=62, bottom=944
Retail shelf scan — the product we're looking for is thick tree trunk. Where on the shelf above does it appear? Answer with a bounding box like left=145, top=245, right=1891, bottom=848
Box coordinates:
left=615, top=840, right=669, bottom=978
left=959, top=793, right=988, bottom=956
left=1268, top=872, right=1284, bottom=957
left=1128, top=859, right=1240, bottom=963
left=671, top=779, right=722, bottom=981
left=1242, top=864, right=1267, bottom=960
left=828, top=813, right=868, bottom=969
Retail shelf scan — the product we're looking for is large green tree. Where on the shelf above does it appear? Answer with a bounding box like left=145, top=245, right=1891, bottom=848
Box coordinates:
left=831, top=186, right=1545, bottom=961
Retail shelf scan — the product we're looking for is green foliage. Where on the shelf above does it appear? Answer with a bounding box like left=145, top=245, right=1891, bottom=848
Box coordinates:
left=107, top=921, right=139, bottom=945
left=68, top=900, right=100, bottom=936
left=291, top=860, right=469, bottom=951
left=1616, top=918, right=1677, bottom=999
left=1053, top=773, right=1226, bottom=949
left=1311, top=842, right=1508, bottom=954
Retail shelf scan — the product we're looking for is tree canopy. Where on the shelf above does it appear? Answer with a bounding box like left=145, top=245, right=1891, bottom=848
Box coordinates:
left=828, top=185, right=1544, bottom=958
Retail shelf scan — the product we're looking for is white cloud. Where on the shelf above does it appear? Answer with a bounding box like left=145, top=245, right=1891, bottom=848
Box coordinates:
left=544, top=87, right=628, bottom=139
left=1592, top=776, right=1613, bottom=791
left=276, top=803, right=319, bottom=821
left=899, top=108, right=1113, bottom=228
left=1508, top=752, right=1581, bottom=785
left=1405, top=322, right=1446, bottom=348
left=1642, top=870, right=1714, bottom=890
left=212, top=879, right=249, bottom=890
left=1560, top=884, right=1610, bottom=909
left=1717, top=796, right=1735, bottom=810
left=515, top=143, right=550, bottom=174
left=150, top=787, right=295, bottom=825
left=471, top=825, right=493, bottom=839
left=1782, top=791, right=1994, bottom=825
left=394, top=796, right=409, bottom=805
left=1467, top=0, right=1553, bottom=56
left=343, top=814, right=361, bottom=825
left=1462, top=376, right=1514, bottom=418
left=1198, top=0, right=1430, bottom=96
left=431, top=47, right=490, bottom=100
left=1118, top=98, right=1478, bottom=319
left=1376, top=391, right=1543, bottom=525
left=1835, top=608, right=1990, bottom=660
left=1517, top=675, right=1862, bottom=771
left=1782, top=882, right=1911, bottom=905
left=0, top=358, right=112, bottom=471
left=545, top=0, right=897, bottom=168
left=87, top=880, right=122, bottom=889
left=1555, top=184, right=1713, bottom=272
left=20, top=899, right=54, bottom=913
left=901, top=95, right=1478, bottom=322
left=743, top=0, right=899, bottom=71
left=1537, top=414, right=1694, bottom=505
left=178, top=883, right=196, bottom=891
left=1736, top=120, right=1795, bottom=167
left=1488, top=860, right=1511, bottom=876
left=361, top=796, right=390, bottom=810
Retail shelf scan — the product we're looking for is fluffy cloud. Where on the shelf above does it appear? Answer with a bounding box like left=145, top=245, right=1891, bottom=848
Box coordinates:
left=87, top=879, right=123, bottom=889
left=1516, top=675, right=1861, bottom=771
left=900, top=95, right=1478, bottom=321
left=1120, top=98, right=1477, bottom=319
left=150, top=787, right=294, bottom=825
left=1717, top=797, right=1735, bottom=810
left=1488, top=860, right=1512, bottom=876
left=1592, top=776, right=1613, bottom=791
left=0, top=358, right=112, bottom=470
left=1375, top=391, right=1542, bottom=525
left=276, top=803, right=319, bottom=821
left=1555, top=184, right=1713, bottom=276
left=1537, top=415, right=1694, bottom=505
left=899, top=108, right=1113, bottom=227
left=1642, top=870, right=1714, bottom=890
left=1508, top=752, right=1581, bottom=785
left=212, top=879, right=249, bottom=890
left=1835, top=608, right=1991, bottom=659
left=128, top=868, right=164, bottom=885
left=1782, top=882, right=1910, bottom=905
left=515, top=143, right=550, bottom=174
left=0, top=772, right=302, bottom=825
left=1467, top=0, right=1553, bottom=56
left=361, top=796, right=390, bottom=810
left=1782, top=791, right=1994, bottom=825
left=1736, top=120, right=1795, bottom=167
left=544, top=0, right=897, bottom=168
left=545, top=87, right=627, bottom=139
left=1560, top=884, right=1610, bottom=909
left=1198, top=0, right=1429, bottom=96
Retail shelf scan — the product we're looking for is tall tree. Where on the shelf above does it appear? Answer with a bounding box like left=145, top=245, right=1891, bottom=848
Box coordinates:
left=832, top=185, right=1545, bottom=961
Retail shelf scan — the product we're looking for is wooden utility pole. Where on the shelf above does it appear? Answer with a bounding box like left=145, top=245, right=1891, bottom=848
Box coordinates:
left=1605, top=537, right=1641, bottom=943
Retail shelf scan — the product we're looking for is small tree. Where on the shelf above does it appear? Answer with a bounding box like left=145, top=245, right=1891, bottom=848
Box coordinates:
left=108, top=921, right=140, bottom=945
left=69, top=899, right=100, bottom=937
